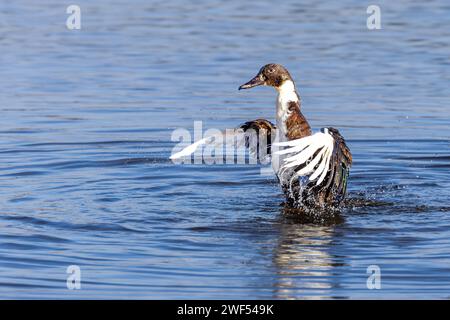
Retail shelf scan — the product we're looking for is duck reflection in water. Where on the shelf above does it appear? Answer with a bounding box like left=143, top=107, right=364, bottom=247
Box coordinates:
left=270, top=207, right=347, bottom=299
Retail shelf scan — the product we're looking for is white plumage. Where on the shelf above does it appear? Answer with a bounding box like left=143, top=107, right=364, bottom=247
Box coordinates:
left=169, top=136, right=212, bottom=160
left=169, top=128, right=271, bottom=163
left=274, top=128, right=334, bottom=186
left=170, top=127, right=336, bottom=188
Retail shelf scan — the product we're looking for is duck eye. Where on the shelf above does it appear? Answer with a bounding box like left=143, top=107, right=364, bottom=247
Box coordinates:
left=267, top=68, right=275, bottom=74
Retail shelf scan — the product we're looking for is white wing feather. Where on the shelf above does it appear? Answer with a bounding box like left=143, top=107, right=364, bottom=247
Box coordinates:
left=169, top=128, right=270, bottom=162
left=295, top=147, right=326, bottom=176
left=170, top=135, right=214, bottom=160
left=274, top=129, right=335, bottom=186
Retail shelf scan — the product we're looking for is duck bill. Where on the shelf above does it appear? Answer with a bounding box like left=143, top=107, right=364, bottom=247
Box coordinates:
left=238, top=74, right=264, bottom=90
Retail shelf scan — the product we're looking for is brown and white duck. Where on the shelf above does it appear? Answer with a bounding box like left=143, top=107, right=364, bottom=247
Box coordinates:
left=170, top=64, right=352, bottom=209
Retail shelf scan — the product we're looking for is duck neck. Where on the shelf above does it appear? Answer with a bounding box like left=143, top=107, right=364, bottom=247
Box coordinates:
left=275, top=80, right=311, bottom=141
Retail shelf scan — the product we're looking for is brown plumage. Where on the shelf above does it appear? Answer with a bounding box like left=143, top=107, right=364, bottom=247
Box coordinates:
left=285, top=101, right=312, bottom=140
left=239, top=119, right=276, bottom=161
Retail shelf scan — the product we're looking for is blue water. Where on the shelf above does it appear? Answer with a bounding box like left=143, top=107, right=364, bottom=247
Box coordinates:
left=1, top=0, right=450, bottom=299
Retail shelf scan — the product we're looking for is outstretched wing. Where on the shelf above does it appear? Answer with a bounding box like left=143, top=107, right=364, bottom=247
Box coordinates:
left=274, top=127, right=352, bottom=203
left=170, top=119, right=276, bottom=164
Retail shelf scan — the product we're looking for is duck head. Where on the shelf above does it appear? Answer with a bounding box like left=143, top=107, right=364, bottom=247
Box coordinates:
left=239, top=63, right=293, bottom=91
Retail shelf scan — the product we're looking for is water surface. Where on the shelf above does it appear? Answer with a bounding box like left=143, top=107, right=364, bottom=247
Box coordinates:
left=1, top=0, right=450, bottom=299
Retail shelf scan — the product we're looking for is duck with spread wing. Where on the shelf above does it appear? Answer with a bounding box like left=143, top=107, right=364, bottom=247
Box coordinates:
left=170, top=64, right=352, bottom=209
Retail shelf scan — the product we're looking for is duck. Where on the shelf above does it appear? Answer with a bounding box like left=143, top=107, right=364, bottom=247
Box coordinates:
left=170, top=64, right=352, bottom=209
